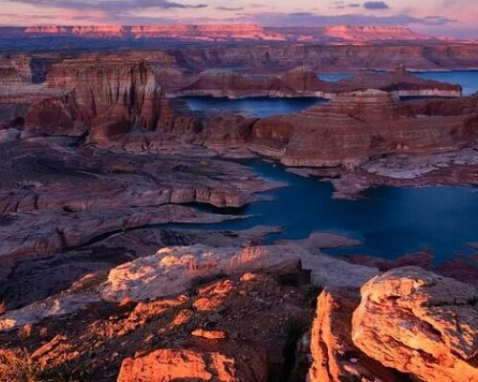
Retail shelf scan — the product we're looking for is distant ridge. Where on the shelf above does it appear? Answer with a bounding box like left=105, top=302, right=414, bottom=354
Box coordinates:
left=0, top=24, right=451, bottom=43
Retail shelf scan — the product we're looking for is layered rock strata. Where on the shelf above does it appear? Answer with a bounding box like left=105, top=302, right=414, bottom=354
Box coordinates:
left=251, top=90, right=478, bottom=167
left=25, top=58, right=161, bottom=137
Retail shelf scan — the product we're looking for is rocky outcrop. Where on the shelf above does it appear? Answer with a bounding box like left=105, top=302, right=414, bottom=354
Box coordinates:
left=0, top=269, right=311, bottom=381
left=117, top=338, right=268, bottom=382
left=353, top=267, right=478, bottom=382
left=308, top=288, right=403, bottom=382
left=201, top=115, right=258, bottom=148
left=172, top=66, right=457, bottom=100
left=320, top=25, right=431, bottom=43
left=0, top=241, right=378, bottom=331
left=308, top=267, right=478, bottom=382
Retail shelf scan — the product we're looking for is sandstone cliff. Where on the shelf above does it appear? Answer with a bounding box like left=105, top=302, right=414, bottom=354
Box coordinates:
left=25, top=58, right=161, bottom=138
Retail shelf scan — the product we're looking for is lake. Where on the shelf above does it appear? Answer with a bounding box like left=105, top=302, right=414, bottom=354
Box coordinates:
left=173, top=160, right=478, bottom=264
left=183, top=97, right=325, bottom=118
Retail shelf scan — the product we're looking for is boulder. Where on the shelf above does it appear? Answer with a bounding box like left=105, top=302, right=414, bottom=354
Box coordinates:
left=308, top=288, right=402, bottom=382
left=117, top=339, right=268, bottom=382
left=352, top=267, right=478, bottom=382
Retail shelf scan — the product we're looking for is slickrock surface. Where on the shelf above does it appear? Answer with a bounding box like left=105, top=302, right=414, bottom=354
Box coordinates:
left=0, top=241, right=377, bottom=331
left=0, top=225, right=282, bottom=312
left=352, top=267, right=478, bottom=382
left=117, top=338, right=268, bottom=382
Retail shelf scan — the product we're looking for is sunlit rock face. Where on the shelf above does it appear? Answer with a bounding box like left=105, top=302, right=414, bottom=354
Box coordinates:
left=308, top=268, right=478, bottom=382
left=321, top=25, right=431, bottom=43
left=308, top=288, right=404, bottom=382
left=25, top=58, right=160, bottom=137
left=117, top=339, right=269, bottom=382
left=352, top=267, right=478, bottom=382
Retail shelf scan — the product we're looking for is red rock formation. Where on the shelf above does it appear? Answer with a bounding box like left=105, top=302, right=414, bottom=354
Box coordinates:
left=308, top=268, right=478, bottom=382
left=176, top=69, right=296, bottom=98
left=117, top=338, right=268, bottom=382
left=202, top=115, right=258, bottom=148
left=25, top=58, right=160, bottom=138
left=309, top=288, right=402, bottom=382
left=322, top=25, right=432, bottom=43
left=0, top=25, right=440, bottom=44
left=175, top=67, right=337, bottom=98
left=251, top=90, right=478, bottom=167
left=352, top=267, right=478, bottom=382
left=131, top=24, right=268, bottom=41
left=24, top=94, right=82, bottom=136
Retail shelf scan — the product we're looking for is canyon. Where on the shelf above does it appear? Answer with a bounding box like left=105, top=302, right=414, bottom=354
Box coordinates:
left=1, top=26, right=478, bottom=382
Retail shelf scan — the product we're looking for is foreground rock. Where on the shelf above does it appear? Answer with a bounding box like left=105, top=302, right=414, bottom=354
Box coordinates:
left=353, top=267, right=478, bottom=382
left=0, top=243, right=378, bottom=331
left=308, top=268, right=478, bottom=382
left=117, top=338, right=268, bottom=382
left=308, top=288, right=403, bottom=382
left=0, top=270, right=312, bottom=381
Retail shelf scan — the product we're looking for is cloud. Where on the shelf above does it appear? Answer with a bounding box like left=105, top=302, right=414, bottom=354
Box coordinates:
left=331, top=1, right=361, bottom=10
left=235, top=11, right=458, bottom=28
left=424, top=15, right=457, bottom=24
left=4, top=0, right=208, bottom=11
left=216, top=6, right=244, bottom=11
left=363, top=1, right=390, bottom=10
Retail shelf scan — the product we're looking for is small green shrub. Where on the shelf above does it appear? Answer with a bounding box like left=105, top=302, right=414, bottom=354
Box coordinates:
left=0, top=348, right=93, bottom=382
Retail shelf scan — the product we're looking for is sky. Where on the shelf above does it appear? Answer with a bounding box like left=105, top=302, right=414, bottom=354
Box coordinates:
left=0, top=0, right=477, bottom=38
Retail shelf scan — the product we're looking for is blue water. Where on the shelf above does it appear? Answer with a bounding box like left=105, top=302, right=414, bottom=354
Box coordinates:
left=183, top=96, right=325, bottom=118
left=172, top=160, right=478, bottom=263
left=413, top=71, right=478, bottom=96
left=318, top=73, right=353, bottom=82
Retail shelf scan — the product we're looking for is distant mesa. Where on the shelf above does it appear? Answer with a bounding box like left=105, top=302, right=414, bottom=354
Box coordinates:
left=0, top=24, right=448, bottom=44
